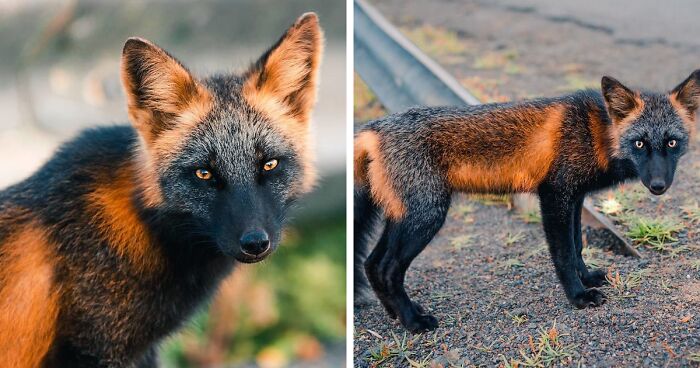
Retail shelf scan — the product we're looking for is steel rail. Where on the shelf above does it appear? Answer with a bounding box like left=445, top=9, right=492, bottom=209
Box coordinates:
left=353, top=0, right=640, bottom=257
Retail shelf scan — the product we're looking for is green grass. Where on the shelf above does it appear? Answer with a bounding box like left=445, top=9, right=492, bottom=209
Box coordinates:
left=366, top=332, right=432, bottom=367
left=500, top=322, right=577, bottom=367
left=161, top=216, right=346, bottom=367
left=688, top=351, right=700, bottom=363
left=681, top=202, right=700, bottom=224
left=453, top=203, right=476, bottom=217
left=624, top=216, right=682, bottom=251
left=401, top=24, right=468, bottom=62
left=505, top=231, right=525, bottom=247
left=517, top=209, right=542, bottom=224
left=499, top=257, right=525, bottom=270
left=451, top=234, right=475, bottom=250
left=505, top=310, right=528, bottom=326
left=581, top=246, right=608, bottom=269
left=605, top=269, right=648, bottom=298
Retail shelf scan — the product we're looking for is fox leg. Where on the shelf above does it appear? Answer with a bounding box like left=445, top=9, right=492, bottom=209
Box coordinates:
left=375, top=197, right=450, bottom=333
left=539, top=188, right=606, bottom=308
left=572, top=196, right=608, bottom=288
left=365, top=227, right=397, bottom=319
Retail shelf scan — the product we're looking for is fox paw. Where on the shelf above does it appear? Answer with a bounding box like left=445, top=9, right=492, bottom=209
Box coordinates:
left=582, top=269, right=608, bottom=288
left=403, top=313, right=438, bottom=333
left=571, top=288, right=607, bottom=309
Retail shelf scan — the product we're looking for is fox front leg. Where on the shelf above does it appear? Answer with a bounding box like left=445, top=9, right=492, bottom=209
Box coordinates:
left=539, top=188, right=606, bottom=308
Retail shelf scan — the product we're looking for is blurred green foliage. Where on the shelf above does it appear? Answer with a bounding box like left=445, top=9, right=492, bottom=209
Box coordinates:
left=161, top=213, right=346, bottom=367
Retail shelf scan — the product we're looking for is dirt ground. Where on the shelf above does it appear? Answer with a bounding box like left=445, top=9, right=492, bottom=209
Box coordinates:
left=353, top=1, right=700, bottom=366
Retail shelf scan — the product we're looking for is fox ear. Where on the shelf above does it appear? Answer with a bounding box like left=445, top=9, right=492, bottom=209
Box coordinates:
left=121, top=37, right=212, bottom=143
left=601, top=76, right=641, bottom=123
left=243, top=13, right=324, bottom=126
left=671, top=69, right=700, bottom=118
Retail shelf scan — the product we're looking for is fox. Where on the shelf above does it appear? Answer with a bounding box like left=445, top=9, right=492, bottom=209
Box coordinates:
left=354, top=70, right=699, bottom=333
left=0, top=13, right=323, bottom=367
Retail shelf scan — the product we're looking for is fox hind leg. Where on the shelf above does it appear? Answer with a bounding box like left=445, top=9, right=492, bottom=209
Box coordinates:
left=370, top=197, right=450, bottom=333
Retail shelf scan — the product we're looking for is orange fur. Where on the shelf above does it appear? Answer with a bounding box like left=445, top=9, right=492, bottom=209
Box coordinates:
left=354, top=131, right=406, bottom=220
left=120, top=37, right=213, bottom=150
left=0, top=223, right=60, bottom=367
left=243, top=13, right=323, bottom=126
left=588, top=109, right=611, bottom=170
left=442, top=106, right=565, bottom=192
left=88, top=164, right=161, bottom=271
left=242, top=13, right=323, bottom=194
left=607, top=94, right=645, bottom=157
left=669, top=91, right=697, bottom=136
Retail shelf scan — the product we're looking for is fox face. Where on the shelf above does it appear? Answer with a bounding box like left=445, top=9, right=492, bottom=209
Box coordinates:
left=603, top=71, right=698, bottom=195
left=120, top=13, right=323, bottom=262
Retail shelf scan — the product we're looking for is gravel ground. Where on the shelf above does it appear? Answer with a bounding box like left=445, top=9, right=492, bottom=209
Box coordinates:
left=354, top=1, right=700, bottom=366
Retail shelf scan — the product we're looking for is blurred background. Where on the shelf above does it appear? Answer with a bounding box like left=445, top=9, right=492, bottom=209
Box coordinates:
left=0, top=0, right=346, bottom=367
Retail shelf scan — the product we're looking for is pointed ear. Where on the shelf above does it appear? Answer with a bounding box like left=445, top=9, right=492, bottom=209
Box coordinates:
left=121, top=37, right=212, bottom=143
left=670, top=69, right=700, bottom=119
left=242, top=13, right=324, bottom=126
left=601, top=76, right=642, bottom=123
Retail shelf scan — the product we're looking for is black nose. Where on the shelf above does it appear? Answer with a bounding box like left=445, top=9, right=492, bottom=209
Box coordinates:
left=649, top=179, right=667, bottom=194
left=240, top=230, right=270, bottom=257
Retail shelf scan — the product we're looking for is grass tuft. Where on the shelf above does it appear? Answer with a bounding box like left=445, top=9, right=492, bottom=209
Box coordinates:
left=505, top=231, right=526, bottom=247
left=605, top=269, right=647, bottom=298
left=499, top=322, right=577, bottom=367
left=517, top=209, right=542, bottom=224
left=624, top=216, right=682, bottom=251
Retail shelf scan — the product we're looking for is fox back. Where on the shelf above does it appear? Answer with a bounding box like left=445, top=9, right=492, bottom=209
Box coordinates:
left=0, top=13, right=323, bottom=367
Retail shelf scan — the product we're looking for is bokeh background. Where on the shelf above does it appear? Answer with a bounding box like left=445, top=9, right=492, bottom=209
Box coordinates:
left=0, top=0, right=346, bottom=367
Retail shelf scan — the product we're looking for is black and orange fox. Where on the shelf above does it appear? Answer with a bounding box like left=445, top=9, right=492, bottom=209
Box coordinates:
left=0, top=13, right=323, bottom=367
left=354, top=71, right=698, bottom=333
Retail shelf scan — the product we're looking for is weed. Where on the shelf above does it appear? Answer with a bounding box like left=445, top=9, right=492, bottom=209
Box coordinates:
left=451, top=234, right=475, bottom=250
left=659, top=279, right=673, bottom=292
left=605, top=269, right=647, bottom=298
left=473, top=49, right=520, bottom=72
left=460, top=76, right=510, bottom=103
left=366, top=332, right=428, bottom=367
left=689, top=259, right=700, bottom=272
left=681, top=202, right=700, bottom=224
left=688, top=351, right=700, bottom=363
left=581, top=246, right=608, bottom=269
left=505, top=310, right=528, bottom=326
left=500, top=258, right=525, bottom=269
left=454, top=203, right=476, bottom=217
left=501, top=322, right=577, bottom=367
left=354, top=74, right=386, bottom=122
left=505, top=231, right=526, bottom=247
left=598, top=197, right=622, bottom=215
left=624, top=216, right=681, bottom=250
left=469, top=193, right=511, bottom=206
left=401, top=24, right=467, bottom=60
left=518, top=209, right=542, bottom=224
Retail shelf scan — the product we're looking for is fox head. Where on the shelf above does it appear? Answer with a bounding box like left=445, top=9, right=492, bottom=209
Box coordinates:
left=120, top=13, right=323, bottom=263
left=602, top=70, right=698, bottom=195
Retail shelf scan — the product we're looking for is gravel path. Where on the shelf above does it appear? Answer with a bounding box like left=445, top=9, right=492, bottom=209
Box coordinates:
left=354, top=1, right=700, bottom=366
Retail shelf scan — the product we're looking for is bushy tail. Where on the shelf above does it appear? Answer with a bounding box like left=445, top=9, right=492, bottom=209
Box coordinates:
left=353, top=132, right=382, bottom=305
left=354, top=186, right=380, bottom=305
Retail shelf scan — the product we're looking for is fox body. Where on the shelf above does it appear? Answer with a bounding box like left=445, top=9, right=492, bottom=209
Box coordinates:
left=0, top=13, right=323, bottom=367
left=354, top=72, right=699, bottom=333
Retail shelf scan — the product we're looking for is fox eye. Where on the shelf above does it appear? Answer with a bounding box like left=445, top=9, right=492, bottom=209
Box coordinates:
left=263, top=159, right=278, bottom=172
left=634, top=140, right=644, bottom=149
left=195, top=168, right=212, bottom=180
left=667, top=139, right=677, bottom=148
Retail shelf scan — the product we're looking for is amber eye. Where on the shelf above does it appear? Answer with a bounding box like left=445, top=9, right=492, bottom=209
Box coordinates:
left=635, top=140, right=644, bottom=149
left=667, top=139, right=677, bottom=148
left=263, top=159, right=278, bottom=171
left=195, top=168, right=212, bottom=180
